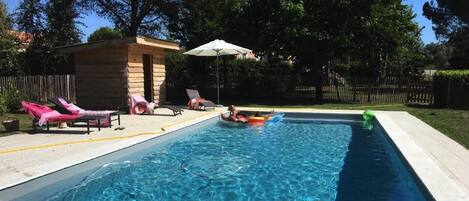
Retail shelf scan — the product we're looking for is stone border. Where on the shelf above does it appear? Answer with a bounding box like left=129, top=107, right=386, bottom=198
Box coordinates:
left=376, top=114, right=468, bottom=201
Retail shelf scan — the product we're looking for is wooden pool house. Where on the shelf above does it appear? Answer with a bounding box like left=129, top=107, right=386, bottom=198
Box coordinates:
left=57, top=37, right=180, bottom=110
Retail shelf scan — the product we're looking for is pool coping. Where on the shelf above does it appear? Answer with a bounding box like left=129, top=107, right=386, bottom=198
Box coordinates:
left=376, top=114, right=468, bottom=201
left=1, top=108, right=469, bottom=201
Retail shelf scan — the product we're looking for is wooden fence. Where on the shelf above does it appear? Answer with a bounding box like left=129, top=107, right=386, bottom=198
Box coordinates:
left=407, top=82, right=433, bottom=105
left=0, top=75, right=75, bottom=102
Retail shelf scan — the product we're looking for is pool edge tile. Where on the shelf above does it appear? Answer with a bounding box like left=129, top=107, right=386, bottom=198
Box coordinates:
left=376, top=113, right=469, bottom=201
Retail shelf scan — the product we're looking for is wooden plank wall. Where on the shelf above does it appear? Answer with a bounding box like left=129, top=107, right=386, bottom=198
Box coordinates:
left=74, top=47, right=128, bottom=110
left=127, top=44, right=166, bottom=104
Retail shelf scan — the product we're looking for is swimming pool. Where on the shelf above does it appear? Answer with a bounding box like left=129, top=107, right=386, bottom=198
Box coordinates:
left=0, top=113, right=432, bottom=200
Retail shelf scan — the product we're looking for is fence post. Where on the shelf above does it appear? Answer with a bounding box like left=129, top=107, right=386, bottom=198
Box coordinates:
left=406, top=78, right=411, bottom=104
left=446, top=79, right=451, bottom=108
left=334, top=75, right=340, bottom=100
left=66, top=75, right=70, bottom=100
left=352, top=76, right=356, bottom=102
left=367, top=77, right=371, bottom=102
left=430, top=82, right=434, bottom=105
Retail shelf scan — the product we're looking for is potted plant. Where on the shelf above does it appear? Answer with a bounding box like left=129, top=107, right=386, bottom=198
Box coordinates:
left=2, top=115, right=19, bottom=132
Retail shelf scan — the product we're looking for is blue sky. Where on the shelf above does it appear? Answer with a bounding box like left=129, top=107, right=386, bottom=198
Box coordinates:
left=5, top=0, right=438, bottom=44
left=404, top=0, right=438, bottom=44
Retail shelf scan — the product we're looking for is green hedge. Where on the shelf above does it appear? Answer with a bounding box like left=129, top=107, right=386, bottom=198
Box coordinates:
left=165, top=51, right=296, bottom=102
left=225, top=59, right=294, bottom=98
left=433, top=70, right=469, bottom=108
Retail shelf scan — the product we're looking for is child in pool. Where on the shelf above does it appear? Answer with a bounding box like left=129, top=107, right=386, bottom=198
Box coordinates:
left=221, top=105, right=247, bottom=123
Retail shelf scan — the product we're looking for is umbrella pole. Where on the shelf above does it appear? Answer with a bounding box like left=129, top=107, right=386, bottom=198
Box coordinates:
left=216, top=54, right=220, bottom=105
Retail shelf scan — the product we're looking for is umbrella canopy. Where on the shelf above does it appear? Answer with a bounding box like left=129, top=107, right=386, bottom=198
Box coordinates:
left=183, top=39, right=252, bottom=105
left=183, top=39, right=251, bottom=56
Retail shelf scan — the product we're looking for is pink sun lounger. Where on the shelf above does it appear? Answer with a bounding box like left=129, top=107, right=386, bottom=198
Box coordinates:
left=21, top=101, right=101, bottom=134
left=129, top=94, right=149, bottom=115
left=54, top=98, right=118, bottom=127
left=128, top=94, right=182, bottom=116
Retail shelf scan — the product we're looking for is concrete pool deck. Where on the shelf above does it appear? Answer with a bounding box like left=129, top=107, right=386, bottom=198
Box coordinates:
left=0, top=108, right=224, bottom=191
left=0, top=107, right=468, bottom=200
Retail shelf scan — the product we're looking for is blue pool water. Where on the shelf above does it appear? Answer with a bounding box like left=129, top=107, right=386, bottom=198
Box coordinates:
left=43, top=117, right=429, bottom=201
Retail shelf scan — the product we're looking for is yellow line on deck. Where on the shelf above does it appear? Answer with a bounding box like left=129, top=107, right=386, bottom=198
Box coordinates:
left=0, top=111, right=220, bottom=155
left=0, top=131, right=165, bottom=155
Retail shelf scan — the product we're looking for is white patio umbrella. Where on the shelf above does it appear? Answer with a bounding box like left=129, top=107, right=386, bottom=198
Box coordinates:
left=184, top=39, right=251, bottom=105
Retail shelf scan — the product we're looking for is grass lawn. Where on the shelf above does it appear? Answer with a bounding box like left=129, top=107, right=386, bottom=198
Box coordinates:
left=0, top=113, right=33, bottom=136
left=236, top=102, right=469, bottom=149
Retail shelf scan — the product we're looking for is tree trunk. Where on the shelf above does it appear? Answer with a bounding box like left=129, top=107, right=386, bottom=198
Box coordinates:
left=128, top=0, right=140, bottom=36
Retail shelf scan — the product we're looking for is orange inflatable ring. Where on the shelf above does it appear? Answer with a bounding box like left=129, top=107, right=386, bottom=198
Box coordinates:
left=247, top=116, right=266, bottom=125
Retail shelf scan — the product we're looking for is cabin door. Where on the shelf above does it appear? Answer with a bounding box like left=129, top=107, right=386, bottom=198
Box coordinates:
left=143, top=54, right=154, bottom=102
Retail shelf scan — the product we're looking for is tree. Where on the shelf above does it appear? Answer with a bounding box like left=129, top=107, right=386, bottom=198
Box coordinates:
left=424, top=43, right=452, bottom=69
left=88, top=27, right=123, bottom=42
left=423, top=0, right=469, bottom=67
left=43, top=0, right=83, bottom=74
left=166, top=0, right=240, bottom=91
left=90, top=0, right=180, bottom=37
left=0, top=0, right=20, bottom=76
left=169, top=0, right=247, bottom=48
left=14, top=0, right=44, bottom=36
left=169, top=0, right=422, bottom=100
left=446, top=30, right=469, bottom=68
left=345, top=0, right=421, bottom=77
left=15, top=0, right=84, bottom=74
left=253, top=0, right=421, bottom=98
left=45, top=0, right=82, bottom=46
left=16, top=0, right=46, bottom=74
left=423, top=0, right=469, bottom=39
left=0, top=0, right=10, bottom=32
left=288, top=0, right=349, bottom=99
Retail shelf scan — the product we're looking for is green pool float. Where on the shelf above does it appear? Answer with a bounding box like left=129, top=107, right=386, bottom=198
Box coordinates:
left=362, top=110, right=375, bottom=121
left=362, top=110, right=375, bottom=130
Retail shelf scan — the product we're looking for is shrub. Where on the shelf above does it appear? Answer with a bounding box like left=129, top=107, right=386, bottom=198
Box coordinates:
left=433, top=70, right=469, bottom=108
left=226, top=59, right=294, bottom=98
left=165, top=50, right=191, bottom=85
left=434, top=70, right=469, bottom=80
left=0, top=93, right=7, bottom=115
left=164, top=52, right=296, bottom=102
left=227, top=59, right=264, bottom=98
left=2, top=87, right=27, bottom=112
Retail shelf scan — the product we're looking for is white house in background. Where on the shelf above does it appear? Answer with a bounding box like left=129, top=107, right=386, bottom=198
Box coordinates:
left=236, top=51, right=258, bottom=60
left=7, top=30, right=33, bottom=52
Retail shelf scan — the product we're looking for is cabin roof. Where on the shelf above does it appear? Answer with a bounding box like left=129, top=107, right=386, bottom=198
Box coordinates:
left=55, top=36, right=180, bottom=53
